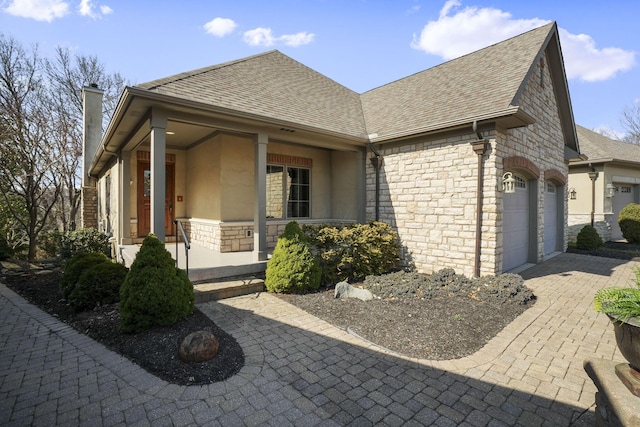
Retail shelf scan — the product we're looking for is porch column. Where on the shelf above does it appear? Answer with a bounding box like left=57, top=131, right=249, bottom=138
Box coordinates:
left=119, top=150, right=132, bottom=245
left=150, top=111, right=167, bottom=242
left=254, top=133, right=268, bottom=261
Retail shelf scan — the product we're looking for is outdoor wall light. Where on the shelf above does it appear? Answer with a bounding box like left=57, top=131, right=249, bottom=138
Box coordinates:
left=569, top=188, right=576, bottom=200
left=606, top=183, right=616, bottom=198
left=498, top=172, right=516, bottom=194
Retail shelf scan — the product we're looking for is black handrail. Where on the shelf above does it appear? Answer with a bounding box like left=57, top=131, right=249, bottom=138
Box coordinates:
left=174, top=219, right=190, bottom=276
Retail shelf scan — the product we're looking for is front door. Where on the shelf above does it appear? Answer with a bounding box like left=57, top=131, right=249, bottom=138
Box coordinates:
left=137, top=161, right=175, bottom=237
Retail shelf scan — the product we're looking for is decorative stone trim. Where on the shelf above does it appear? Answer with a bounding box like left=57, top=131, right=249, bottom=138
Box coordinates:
left=503, top=156, right=540, bottom=179
left=137, top=151, right=176, bottom=163
left=181, top=218, right=354, bottom=253
left=544, top=168, right=567, bottom=185
left=267, top=153, right=313, bottom=167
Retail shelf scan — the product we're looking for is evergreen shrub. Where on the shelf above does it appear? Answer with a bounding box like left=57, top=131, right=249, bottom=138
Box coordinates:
left=303, top=221, right=400, bottom=284
left=60, top=228, right=111, bottom=260
left=619, top=203, right=640, bottom=244
left=69, top=262, right=128, bottom=312
left=60, top=252, right=110, bottom=299
left=265, top=222, right=321, bottom=293
left=576, top=225, right=603, bottom=250
left=119, top=234, right=194, bottom=333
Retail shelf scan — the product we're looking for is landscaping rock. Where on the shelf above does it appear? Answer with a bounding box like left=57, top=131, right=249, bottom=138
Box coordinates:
left=334, top=281, right=373, bottom=301
left=179, top=330, right=219, bottom=363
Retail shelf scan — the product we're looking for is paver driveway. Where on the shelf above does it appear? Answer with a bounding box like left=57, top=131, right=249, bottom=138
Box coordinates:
left=0, top=253, right=635, bottom=426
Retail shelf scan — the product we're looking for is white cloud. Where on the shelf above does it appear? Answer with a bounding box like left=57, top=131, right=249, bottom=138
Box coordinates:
left=243, top=27, right=275, bottom=47
left=279, top=32, right=315, bottom=47
left=559, top=29, right=636, bottom=82
left=3, top=0, right=70, bottom=22
left=203, top=17, right=237, bottom=37
left=411, top=0, right=636, bottom=82
left=78, top=0, right=112, bottom=19
left=242, top=27, right=314, bottom=47
left=411, top=0, right=547, bottom=60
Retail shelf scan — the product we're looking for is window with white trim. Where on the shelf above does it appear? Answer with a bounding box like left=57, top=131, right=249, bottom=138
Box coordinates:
left=515, top=175, right=527, bottom=189
left=266, top=165, right=311, bottom=219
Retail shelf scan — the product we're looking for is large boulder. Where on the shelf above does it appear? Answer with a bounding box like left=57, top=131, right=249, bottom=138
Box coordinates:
left=179, top=331, right=219, bottom=363
left=334, top=281, right=373, bottom=301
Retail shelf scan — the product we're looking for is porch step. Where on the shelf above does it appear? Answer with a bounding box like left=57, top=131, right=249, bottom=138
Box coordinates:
left=193, top=277, right=265, bottom=303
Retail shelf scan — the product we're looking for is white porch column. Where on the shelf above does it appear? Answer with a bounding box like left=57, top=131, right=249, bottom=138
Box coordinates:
left=150, top=111, right=167, bottom=242
left=254, top=133, right=268, bottom=261
left=119, top=150, right=132, bottom=245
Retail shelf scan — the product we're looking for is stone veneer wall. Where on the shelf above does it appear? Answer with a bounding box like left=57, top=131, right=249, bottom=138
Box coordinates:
left=365, top=52, right=569, bottom=276
left=180, top=218, right=355, bottom=253
left=567, top=214, right=611, bottom=243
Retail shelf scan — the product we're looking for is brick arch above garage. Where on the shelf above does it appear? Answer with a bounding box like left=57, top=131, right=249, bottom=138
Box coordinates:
left=503, top=156, right=540, bottom=180
left=543, top=168, right=567, bottom=186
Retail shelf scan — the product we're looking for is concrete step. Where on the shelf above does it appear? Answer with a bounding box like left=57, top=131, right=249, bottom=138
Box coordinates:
left=193, top=277, right=265, bottom=303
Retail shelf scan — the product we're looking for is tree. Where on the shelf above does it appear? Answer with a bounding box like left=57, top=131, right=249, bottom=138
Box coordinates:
left=44, top=47, right=126, bottom=232
left=0, top=34, right=60, bottom=260
left=0, top=33, right=126, bottom=259
left=621, top=100, right=640, bottom=145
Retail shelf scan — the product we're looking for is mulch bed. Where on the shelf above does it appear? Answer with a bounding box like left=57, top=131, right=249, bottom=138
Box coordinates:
left=278, top=290, right=530, bottom=360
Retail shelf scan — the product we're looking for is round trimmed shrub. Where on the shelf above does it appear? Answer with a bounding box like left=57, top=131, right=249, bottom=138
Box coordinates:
left=119, top=234, right=194, bottom=333
left=619, top=203, right=640, bottom=244
left=576, top=225, right=603, bottom=250
left=265, top=222, right=321, bottom=293
left=60, top=228, right=111, bottom=260
left=69, top=262, right=128, bottom=312
left=61, top=252, right=111, bottom=299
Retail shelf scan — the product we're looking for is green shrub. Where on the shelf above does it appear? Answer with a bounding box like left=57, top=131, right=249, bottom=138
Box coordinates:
left=69, top=262, right=128, bottom=312
left=119, top=234, right=194, bottom=333
left=60, top=252, right=111, bottom=299
left=38, top=230, right=62, bottom=259
left=0, top=236, right=13, bottom=260
left=303, top=221, right=400, bottom=284
left=265, top=222, right=321, bottom=293
left=619, top=203, right=640, bottom=244
left=60, top=228, right=111, bottom=260
left=576, top=225, right=603, bottom=250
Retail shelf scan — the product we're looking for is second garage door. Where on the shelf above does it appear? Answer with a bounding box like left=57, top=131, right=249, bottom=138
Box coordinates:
left=503, top=174, right=530, bottom=271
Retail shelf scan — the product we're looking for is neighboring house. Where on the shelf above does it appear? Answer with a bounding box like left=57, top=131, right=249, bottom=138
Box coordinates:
left=82, top=22, right=578, bottom=277
left=568, top=125, right=640, bottom=242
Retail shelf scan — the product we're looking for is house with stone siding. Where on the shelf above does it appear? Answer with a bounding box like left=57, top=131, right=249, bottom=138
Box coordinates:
left=82, top=21, right=578, bottom=277
left=568, top=125, right=640, bottom=242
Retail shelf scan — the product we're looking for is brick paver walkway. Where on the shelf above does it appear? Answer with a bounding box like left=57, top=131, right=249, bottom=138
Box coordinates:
left=0, top=253, right=636, bottom=426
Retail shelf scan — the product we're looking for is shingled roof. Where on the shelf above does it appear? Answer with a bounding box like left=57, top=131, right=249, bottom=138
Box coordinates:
left=135, top=51, right=366, bottom=139
left=361, top=22, right=559, bottom=141
left=575, top=125, right=640, bottom=163
left=128, top=22, right=573, bottom=148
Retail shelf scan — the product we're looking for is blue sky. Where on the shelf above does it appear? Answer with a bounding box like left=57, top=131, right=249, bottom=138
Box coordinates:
left=0, top=0, right=638, bottom=137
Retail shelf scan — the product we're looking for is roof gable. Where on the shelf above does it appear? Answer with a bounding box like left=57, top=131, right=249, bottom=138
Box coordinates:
left=361, top=22, right=577, bottom=149
left=136, top=51, right=367, bottom=138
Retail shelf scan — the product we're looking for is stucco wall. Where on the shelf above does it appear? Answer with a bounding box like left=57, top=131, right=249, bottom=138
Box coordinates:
left=187, top=137, right=222, bottom=220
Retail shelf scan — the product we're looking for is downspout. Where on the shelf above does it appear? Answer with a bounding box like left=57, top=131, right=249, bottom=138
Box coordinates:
left=588, top=165, right=599, bottom=227
left=470, top=121, right=487, bottom=278
left=369, top=141, right=382, bottom=222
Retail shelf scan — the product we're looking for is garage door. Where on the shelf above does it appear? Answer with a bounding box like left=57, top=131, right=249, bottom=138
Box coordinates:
left=544, top=182, right=558, bottom=255
left=503, top=174, right=529, bottom=271
left=611, top=184, right=635, bottom=241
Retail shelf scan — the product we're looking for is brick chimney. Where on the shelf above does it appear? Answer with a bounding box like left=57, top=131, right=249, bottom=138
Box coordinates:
left=81, top=84, right=104, bottom=229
